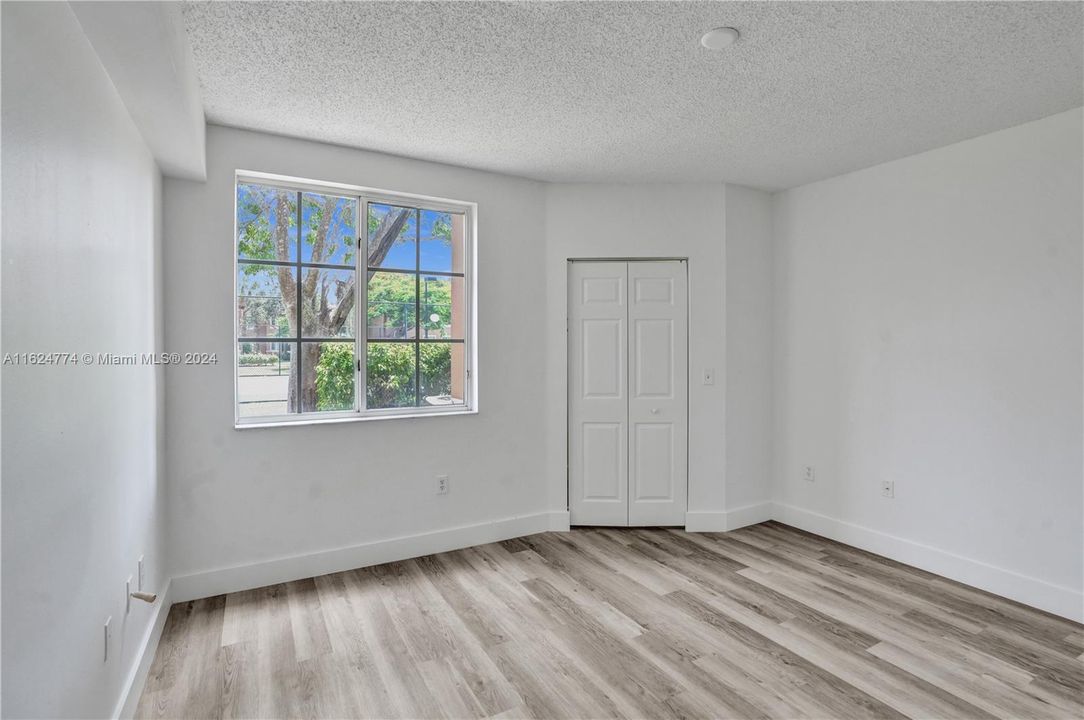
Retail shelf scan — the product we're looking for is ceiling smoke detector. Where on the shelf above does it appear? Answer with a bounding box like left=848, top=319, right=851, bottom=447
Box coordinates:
left=701, top=27, right=740, bottom=50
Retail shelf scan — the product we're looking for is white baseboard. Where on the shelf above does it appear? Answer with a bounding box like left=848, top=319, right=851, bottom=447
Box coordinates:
left=171, top=511, right=558, bottom=603
left=685, top=502, right=773, bottom=532
left=113, top=578, right=172, bottom=719
left=548, top=510, right=571, bottom=532
left=772, top=502, right=1084, bottom=623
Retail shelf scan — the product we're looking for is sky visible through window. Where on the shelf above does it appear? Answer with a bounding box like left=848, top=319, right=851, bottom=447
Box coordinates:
left=369, top=203, right=454, bottom=273
left=235, top=186, right=454, bottom=271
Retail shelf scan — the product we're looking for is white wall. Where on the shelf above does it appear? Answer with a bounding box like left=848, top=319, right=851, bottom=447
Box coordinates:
left=69, top=1, right=207, bottom=181
left=772, top=108, right=1084, bottom=619
left=725, top=186, right=774, bottom=514
left=1, top=3, right=166, bottom=718
left=542, top=183, right=773, bottom=526
left=164, top=126, right=552, bottom=586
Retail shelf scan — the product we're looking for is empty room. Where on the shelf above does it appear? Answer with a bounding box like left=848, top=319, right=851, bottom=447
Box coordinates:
left=2, top=1, right=1082, bottom=718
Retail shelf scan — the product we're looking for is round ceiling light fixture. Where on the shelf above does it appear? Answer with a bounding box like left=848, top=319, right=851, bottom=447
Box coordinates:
left=700, top=26, right=740, bottom=50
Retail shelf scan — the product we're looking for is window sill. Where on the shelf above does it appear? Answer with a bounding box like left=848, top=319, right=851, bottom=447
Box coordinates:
left=235, top=407, right=478, bottom=430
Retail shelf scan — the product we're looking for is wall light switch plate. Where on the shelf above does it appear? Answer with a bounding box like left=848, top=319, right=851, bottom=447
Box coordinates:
left=803, top=465, right=815, bottom=482
left=881, top=480, right=895, bottom=498
left=436, top=474, right=449, bottom=495
left=703, top=368, right=715, bottom=386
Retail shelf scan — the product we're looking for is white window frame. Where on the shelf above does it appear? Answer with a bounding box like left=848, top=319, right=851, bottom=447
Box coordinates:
left=234, top=170, right=477, bottom=428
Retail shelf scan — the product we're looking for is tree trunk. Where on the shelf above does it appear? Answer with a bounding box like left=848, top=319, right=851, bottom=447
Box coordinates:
left=299, top=342, right=321, bottom=412
left=287, top=349, right=300, bottom=413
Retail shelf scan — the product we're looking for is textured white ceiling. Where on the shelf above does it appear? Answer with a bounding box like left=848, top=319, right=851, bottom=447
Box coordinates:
left=183, top=1, right=1083, bottom=190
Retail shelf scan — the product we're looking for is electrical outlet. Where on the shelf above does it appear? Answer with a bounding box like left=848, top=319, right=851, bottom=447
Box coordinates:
left=703, top=368, right=715, bottom=386
left=436, top=474, right=449, bottom=495
left=803, top=465, right=815, bottom=483
left=126, top=576, right=133, bottom=614
left=104, top=616, right=112, bottom=662
left=138, top=555, right=145, bottom=591
left=881, top=480, right=895, bottom=498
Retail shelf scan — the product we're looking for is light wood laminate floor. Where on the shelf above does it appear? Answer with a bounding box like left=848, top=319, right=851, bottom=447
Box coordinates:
left=137, top=522, right=1084, bottom=719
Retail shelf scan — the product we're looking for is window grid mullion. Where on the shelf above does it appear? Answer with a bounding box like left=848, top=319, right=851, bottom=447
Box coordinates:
left=366, top=338, right=464, bottom=343
left=243, top=257, right=355, bottom=272
left=295, top=191, right=303, bottom=413
left=357, top=199, right=365, bottom=414
left=414, top=208, right=421, bottom=408
left=364, top=265, right=463, bottom=279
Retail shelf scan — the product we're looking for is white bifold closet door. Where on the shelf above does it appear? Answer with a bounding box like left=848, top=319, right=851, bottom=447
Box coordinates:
left=568, top=260, right=688, bottom=527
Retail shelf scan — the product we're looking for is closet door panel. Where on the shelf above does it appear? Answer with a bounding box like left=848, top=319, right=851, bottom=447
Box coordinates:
left=628, top=261, right=688, bottom=526
left=569, top=262, right=628, bottom=526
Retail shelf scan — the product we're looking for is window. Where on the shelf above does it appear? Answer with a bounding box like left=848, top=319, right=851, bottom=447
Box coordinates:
left=235, top=173, right=473, bottom=425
